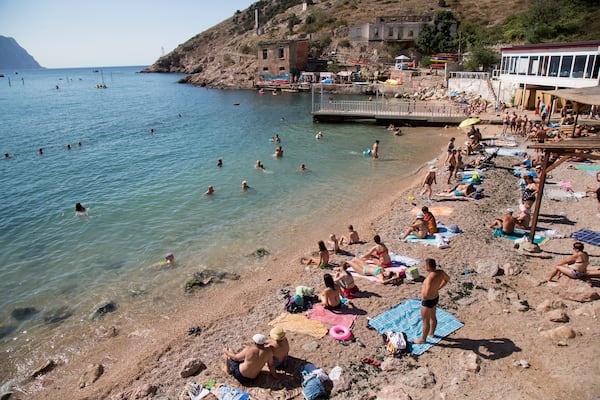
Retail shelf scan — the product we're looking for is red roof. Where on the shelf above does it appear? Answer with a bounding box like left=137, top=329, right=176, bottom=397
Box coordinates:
left=501, top=40, right=600, bottom=52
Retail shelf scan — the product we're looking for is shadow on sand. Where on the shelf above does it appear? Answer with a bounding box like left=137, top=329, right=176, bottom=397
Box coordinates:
left=436, top=337, right=521, bottom=360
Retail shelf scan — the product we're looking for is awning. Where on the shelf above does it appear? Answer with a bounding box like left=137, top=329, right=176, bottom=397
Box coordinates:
left=541, top=86, right=600, bottom=106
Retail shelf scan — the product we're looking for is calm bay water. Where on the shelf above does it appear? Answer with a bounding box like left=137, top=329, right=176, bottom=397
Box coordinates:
left=0, top=66, right=448, bottom=378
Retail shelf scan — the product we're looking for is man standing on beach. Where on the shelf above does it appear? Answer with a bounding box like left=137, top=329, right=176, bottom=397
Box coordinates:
left=414, top=258, right=450, bottom=344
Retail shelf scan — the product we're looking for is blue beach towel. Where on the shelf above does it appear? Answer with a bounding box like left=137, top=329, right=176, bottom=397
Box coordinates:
left=492, top=228, right=546, bottom=244
left=368, top=299, right=463, bottom=355
left=571, top=229, right=600, bottom=247
left=404, top=225, right=461, bottom=246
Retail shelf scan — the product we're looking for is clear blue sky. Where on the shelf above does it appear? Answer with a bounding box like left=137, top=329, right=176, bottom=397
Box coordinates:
left=0, top=0, right=256, bottom=68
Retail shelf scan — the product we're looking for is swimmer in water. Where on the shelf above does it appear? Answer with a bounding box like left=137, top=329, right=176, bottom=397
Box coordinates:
left=316, top=131, right=323, bottom=140
left=4, top=153, right=11, bottom=159
left=66, top=144, right=72, bottom=150
left=274, top=146, right=283, bottom=158
left=165, top=252, right=175, bottom=264
left=75, top=202, right=88, bottom=216
left=255, top=160, right=265, bottom=170
left=39, top=148, right=44, bottom=155
left=205, top=185, right=215, bottom=195
left=300, top=164, right=307, bottom=172
left=217, top=158, right=223, bottom=167
left=241, top=180, right=249, bottom=190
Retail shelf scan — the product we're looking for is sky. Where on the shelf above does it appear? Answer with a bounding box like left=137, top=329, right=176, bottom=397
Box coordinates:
left=0, top=0, right=256, bottom=68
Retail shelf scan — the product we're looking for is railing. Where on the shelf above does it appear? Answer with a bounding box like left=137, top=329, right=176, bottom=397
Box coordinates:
left=313, top=100, right=468, bottom=117
left=448, top=71, right=490, bottom=80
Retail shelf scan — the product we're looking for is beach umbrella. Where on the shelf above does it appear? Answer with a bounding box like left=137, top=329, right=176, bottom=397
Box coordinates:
left=395, top=55, right=410, bottom=60
left=458, top=117, right=481, bottom=128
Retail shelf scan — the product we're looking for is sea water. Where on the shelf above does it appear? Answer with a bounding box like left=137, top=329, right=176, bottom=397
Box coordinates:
left=0, top=66, right=448, bottom=379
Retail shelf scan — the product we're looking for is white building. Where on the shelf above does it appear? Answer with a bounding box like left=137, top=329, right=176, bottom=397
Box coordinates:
left=494, top=40, right=600, bottom=108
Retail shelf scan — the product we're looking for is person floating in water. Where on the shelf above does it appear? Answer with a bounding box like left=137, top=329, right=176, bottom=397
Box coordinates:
left=39, top=148, right=44, bottom=155
left=164, top=252, right=175, bottom=264
left=255, top=160, right=265, bottom=170
left=75, top=202, right=88, bottom=216
left=3, top=153, right=11, bottom=159
left=66, top=144, right=72, bottom=150
left=205, top=185, right=215, bottom=195
left=217, top=158, right=223, bottom=167
left=241, top=180, right=249, bottom=190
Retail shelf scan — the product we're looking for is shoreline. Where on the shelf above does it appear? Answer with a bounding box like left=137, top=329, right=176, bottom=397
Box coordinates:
left=10, top=122, right=600, bottom=399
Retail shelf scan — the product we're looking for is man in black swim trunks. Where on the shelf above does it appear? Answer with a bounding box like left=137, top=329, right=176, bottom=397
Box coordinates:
left=414, top=258, right=450, bottom=344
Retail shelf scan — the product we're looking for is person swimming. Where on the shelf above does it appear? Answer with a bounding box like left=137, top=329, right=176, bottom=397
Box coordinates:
left=75, top=202, right=88, bottom=216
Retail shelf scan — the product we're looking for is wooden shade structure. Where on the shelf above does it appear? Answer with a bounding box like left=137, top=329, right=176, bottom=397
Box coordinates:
left=526, top=139, right=600, bottom=245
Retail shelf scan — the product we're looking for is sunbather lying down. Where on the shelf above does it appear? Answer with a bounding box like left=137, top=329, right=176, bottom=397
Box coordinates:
left=437, top=183, right=476, bottom=199
left=342, top=258, right=401, bottom=284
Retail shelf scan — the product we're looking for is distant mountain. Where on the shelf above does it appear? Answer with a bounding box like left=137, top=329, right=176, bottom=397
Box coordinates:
left=0, top=36, right=43, bottom=70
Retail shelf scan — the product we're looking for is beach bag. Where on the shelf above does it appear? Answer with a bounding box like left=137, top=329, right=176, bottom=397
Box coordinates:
left=405, top=266, right=420, bottom=280
left=382, top=331, right=409, bottom=357
left=285, top=295, right=306, bottom=313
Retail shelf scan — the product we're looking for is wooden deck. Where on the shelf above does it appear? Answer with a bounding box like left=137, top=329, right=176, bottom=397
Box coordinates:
left=311, top=99, right=468, bottom=125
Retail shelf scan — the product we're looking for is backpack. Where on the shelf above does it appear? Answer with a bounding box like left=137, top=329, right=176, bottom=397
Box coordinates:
left=382, top=331, right=409, bottom=357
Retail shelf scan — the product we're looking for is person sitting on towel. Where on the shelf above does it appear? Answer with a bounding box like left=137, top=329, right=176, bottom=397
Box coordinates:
left=489, top=209, right=517, bottom=235
left=400, top=212, right=429, bottom=240
left=421, top=206, right=438, bottom=235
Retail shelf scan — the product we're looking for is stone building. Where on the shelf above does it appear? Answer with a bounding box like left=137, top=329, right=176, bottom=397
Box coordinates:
left=256, top=39, right=309, bottom=83
left=350, top=15, right=435, bottom=44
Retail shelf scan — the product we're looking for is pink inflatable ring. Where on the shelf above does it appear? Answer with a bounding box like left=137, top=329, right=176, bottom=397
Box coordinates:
left=329, top=325, right=352, bottom=341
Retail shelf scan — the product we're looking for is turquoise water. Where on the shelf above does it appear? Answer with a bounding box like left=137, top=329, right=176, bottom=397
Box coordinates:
left=0, top=66, right=447, bottom=377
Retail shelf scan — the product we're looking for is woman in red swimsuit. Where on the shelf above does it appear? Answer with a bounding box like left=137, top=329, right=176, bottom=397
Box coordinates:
left=361, top=235, right=392, bottom=267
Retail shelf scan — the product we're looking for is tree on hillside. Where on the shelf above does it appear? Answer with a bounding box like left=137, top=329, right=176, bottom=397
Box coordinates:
left=463, top=46, right=500, bottom=72
left=416, top=11, right=459, bottom=55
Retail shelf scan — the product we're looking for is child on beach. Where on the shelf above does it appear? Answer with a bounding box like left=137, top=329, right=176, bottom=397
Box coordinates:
left=328, top=234, right=340, bottom=254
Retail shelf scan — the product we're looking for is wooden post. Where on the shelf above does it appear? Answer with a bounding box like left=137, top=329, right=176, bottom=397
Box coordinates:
left=528, top=150, right=551, bottom=243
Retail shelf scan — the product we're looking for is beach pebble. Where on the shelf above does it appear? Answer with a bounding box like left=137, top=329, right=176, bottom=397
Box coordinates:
left=503, top=263, right=520, bottom=276
left=545, top=309, right=569, bottom=323
left=398, top=366, right=436, bottom=389
left=376, top=384, right=413, bottom=400
left=560, top=283, right=600, bottom=303
left=11, top=307, right=39, bottom=321
left=536, top=299, right=566, bottom=313
left=539, top=325, right=576, bottom=340
left=557, top=340, right=569, bottom=347
left=78, top=363, right=104, bottom=388
left=31, top=359, right=56, bottom=378
left=461, top=352, right=481, bottom=373
left=380, top=357, right=403, bottom=371
left=302, top=341, right=320, bottom=352
left=179, top=358, right=206, bottom=378
left=475, top=260, right=499, bottom=278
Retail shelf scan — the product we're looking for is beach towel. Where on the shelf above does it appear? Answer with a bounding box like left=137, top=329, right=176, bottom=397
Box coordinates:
left=305, top=304, right=357, bottom=329
left=485, top=147, right=526, bottom=157
left=544, top=189, right=586, bottom=201
left=410, top=206, right=454, bottom=216
left=461, top=175, right=483, bottom=185
left=269, top=313, right=328, bottom=338
left=571, top=229, right=600, bottom=247
left=492, top=228, right=546, bottom=244
left=368, top=299, right=463, bottom=355
left=573, top=165, right=600, bottom=171
left=403, top=224, right=461, bottom=246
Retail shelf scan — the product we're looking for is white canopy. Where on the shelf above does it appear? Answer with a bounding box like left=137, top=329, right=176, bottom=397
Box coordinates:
left=395, top=55, right=410, bottom=60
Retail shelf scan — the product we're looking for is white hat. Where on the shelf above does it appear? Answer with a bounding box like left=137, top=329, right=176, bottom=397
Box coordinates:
left=252, top=334, right=266, bottom=345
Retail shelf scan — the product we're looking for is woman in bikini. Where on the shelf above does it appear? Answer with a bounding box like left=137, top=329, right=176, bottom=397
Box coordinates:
left=547, top=242, right=589, bottom=282
left=361, top=235, right=392, bottom=267
left=319, top=273, right=342, bottom=310
left=343, top=258, right=400, bottom=285
left=301, top=240, right=329, bottom=268
left=420, top=167, right=437, bottom=201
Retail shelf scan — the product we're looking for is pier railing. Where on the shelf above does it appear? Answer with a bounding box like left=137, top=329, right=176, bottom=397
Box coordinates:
left=448, top=71, right=490, bottom=80
left=312, top=99, right=468, bottom=118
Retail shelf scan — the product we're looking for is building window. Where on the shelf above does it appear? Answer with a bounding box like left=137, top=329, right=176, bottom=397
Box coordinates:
left=548, top=56, right=560, bottom=77
left=559, top=55, right=573, bottom=77
left=528, top=56, right=538, bottom=75
left=263, top=67, right=269, bottom=71
left=388, top=27, right=394, bottom=37
left=279, top=66, right=286, bottom=71
left=592, top=55, right=600, bottom=79
left=572, top=55, right=586, bottom=78
left=262, top=49, right=268, bottom=59
left=538, top=56, right=549, bottom=76
left=407, top=30, right=413, bottom=38
left=509, top=56, right=518, bottom=74
left=517, top=56, right=528, bottom=75
left=278, top=47, right=285, bottom=59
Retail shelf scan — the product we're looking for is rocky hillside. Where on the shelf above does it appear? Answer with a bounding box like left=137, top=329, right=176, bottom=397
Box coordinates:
left=142, top=0, right=599, bottom=89
left=0, top=36, right=43, bottom=70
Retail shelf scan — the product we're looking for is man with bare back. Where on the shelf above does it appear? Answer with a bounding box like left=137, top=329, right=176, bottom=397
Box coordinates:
left=414, top=258, right=450, bottom=344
